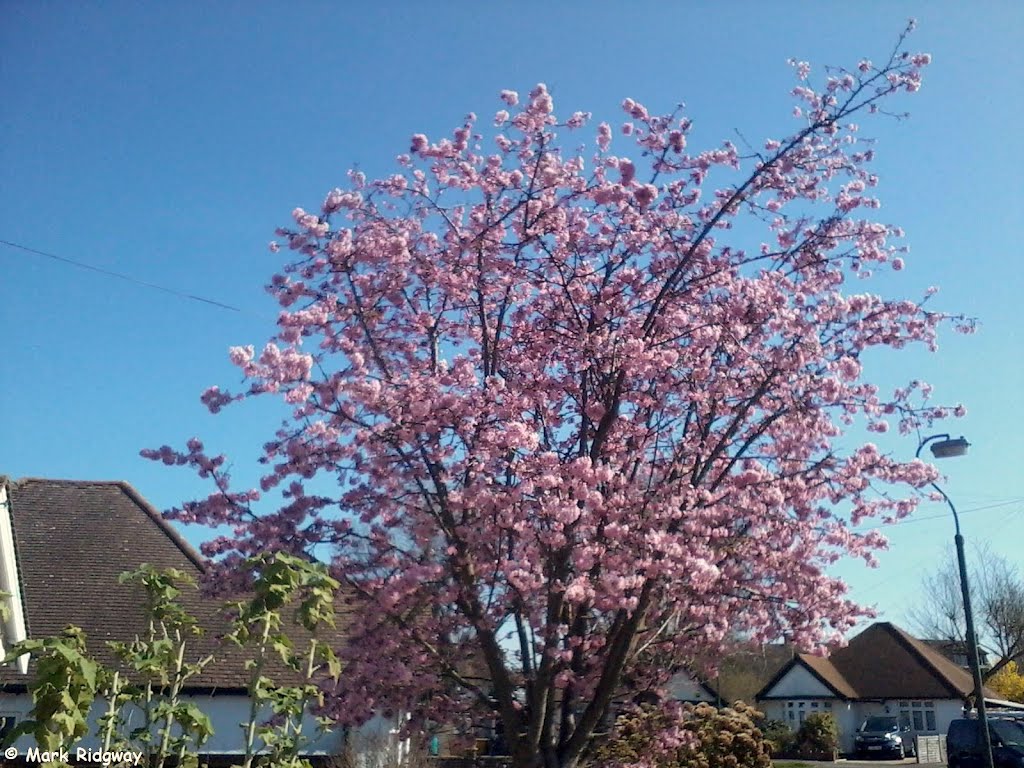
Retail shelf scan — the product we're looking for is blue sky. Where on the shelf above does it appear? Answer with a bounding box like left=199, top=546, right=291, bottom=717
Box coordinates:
left=1, top=2, right=1021, bottom=636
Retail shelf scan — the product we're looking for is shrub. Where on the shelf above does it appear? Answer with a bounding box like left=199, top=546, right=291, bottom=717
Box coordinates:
left=795, top=713, right=839, bottom=760
left=593, top=701, right=772, bottom=768
left=761, top=719, right=797, bottom=757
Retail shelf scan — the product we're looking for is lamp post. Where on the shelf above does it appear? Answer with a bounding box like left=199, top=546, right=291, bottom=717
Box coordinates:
left=915, top=434, right=993, bottom=768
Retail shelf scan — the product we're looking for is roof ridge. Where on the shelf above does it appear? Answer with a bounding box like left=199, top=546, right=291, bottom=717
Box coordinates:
left=114, top=481, right=209, bottom=573
left=8, top=476, right=209, bottom=574
left=798, top=651, right=859, bottom=698
left=11, top=477, right=133, bottom=486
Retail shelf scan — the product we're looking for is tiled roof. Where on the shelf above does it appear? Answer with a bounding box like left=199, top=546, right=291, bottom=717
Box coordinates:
left=756, top=621, right=999, bottom=701
left=0, top=477, right=341, bottom=691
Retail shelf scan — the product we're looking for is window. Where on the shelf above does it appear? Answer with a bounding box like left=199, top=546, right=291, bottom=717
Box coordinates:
left=899, top=701, right=937, bottom=731
left=824, top=701, right=833, bottom=709
left=799, top=710, right=806, bottom=724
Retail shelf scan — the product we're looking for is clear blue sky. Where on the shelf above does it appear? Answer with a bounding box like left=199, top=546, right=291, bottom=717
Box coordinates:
left=2, top=1, right=1021, bottom=636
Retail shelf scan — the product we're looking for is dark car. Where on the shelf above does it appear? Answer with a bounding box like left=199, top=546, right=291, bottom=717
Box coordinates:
left=947, top=716, right=1024, bottom=768
left=855, top=715, right=915, bottom=759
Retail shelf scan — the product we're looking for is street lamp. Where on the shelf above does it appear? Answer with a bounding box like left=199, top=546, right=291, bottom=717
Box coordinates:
left=916, top=434, right=993, bottom=768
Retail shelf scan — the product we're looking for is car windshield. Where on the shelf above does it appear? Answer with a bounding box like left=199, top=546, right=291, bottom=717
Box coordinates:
left=992, top=720, right=1024, bottom=747
left=862, top=717, right=898, bottom=732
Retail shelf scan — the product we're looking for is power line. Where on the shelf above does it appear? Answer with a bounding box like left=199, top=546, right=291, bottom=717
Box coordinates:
left=853, top=498, right=1024, bottom=532
left=1, top=238, right=245, bottom=313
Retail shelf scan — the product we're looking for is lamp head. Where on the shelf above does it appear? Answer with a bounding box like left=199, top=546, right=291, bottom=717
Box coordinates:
left=930, top=436, right=970, bottom=459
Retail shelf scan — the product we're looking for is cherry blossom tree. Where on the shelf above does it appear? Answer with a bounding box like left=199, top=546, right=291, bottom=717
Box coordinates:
left=146, top=23, right=972, bottom=768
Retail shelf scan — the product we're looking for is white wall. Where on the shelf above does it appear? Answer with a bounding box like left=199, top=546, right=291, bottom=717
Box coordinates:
left=758, top=698, right=967, bottom=755
left=0, top=692, right=347, bottom=756
left=0, top=486, right=29, bottom=674
left=667, top=671, right=716, bottom=703
left=842, top=699, right=964, bottom=755
left=761, top=664, right=834, bottom=698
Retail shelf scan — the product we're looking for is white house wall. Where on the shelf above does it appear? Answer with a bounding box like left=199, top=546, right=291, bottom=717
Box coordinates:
left=0, top=486, right=29, bottom=674
left=758, top=696, right=967, bottom=755
left=844, top=699, right=964, bottom=754
left=0, top=692, right=347, bottom=757
left=760, top=663, right=834, bottom=698
left=667, top=671, right=716, bottom=703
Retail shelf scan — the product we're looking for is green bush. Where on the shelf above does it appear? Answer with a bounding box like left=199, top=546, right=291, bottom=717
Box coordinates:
left=795, top=713, right=839, bottom=760
left=593, top=701, right=772, bottom=768
left=761, top=719, right=796, bottom=757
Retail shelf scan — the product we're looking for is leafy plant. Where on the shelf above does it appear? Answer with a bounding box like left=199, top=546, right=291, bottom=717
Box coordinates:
left=109, top=564, right=215, bottom=768
left=228, top=552, right=342, bottom=768
left=761, top=718, right=797, bottom=757
left=1, top=559, right=345, bottom=767
left=795, top=712, right=839, bottom=760
left=2, top=626, right=103, bottom=764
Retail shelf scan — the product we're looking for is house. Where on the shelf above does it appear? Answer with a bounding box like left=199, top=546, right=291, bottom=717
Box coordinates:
left=923, top=639, right=990, bottom=670
left=755, top=622, right=1024, bottom=756
left=666, top=669, right=719, bottom=705
left=0, top=476, right=395, bottom=763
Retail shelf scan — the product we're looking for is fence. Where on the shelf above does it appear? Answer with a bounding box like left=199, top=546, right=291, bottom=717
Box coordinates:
left=915, top=734, right=947, bottom=765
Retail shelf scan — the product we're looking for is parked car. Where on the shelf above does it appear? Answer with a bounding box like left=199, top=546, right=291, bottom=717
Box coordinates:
left=854, top=715, right=916, bottom=759
left=947, top=716, right=1024, bottom=768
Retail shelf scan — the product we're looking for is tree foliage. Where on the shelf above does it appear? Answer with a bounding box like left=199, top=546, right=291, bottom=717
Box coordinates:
left=146, top=22, right=970, bottom=768
left=989, top=661, right=1024, bottom=703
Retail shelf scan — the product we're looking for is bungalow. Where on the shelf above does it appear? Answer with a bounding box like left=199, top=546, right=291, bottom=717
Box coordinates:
left=0, top=476, right=396, bottom=764
left=755, top=622, right=1024, bottom=756
left=666, top=669, right=719, bottom=705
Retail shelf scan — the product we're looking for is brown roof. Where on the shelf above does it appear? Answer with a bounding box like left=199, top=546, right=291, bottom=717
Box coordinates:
left=756, top=622, right=999, bottom=702
left=800, top=652, right=860, bottom=698
left=1, top=477, right=340, bottom=691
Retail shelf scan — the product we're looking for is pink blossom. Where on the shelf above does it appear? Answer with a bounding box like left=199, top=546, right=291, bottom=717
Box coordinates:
left=410, top=134, right=428, bottom=153
left=152, top=51, right=965, bottom=764
left=634, top=183, right=658, bottom=207
left=619, top=159, right=636, bottom=185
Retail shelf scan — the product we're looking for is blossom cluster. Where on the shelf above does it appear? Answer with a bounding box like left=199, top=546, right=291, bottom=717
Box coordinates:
left=146, top=24, right=971, bottom=766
